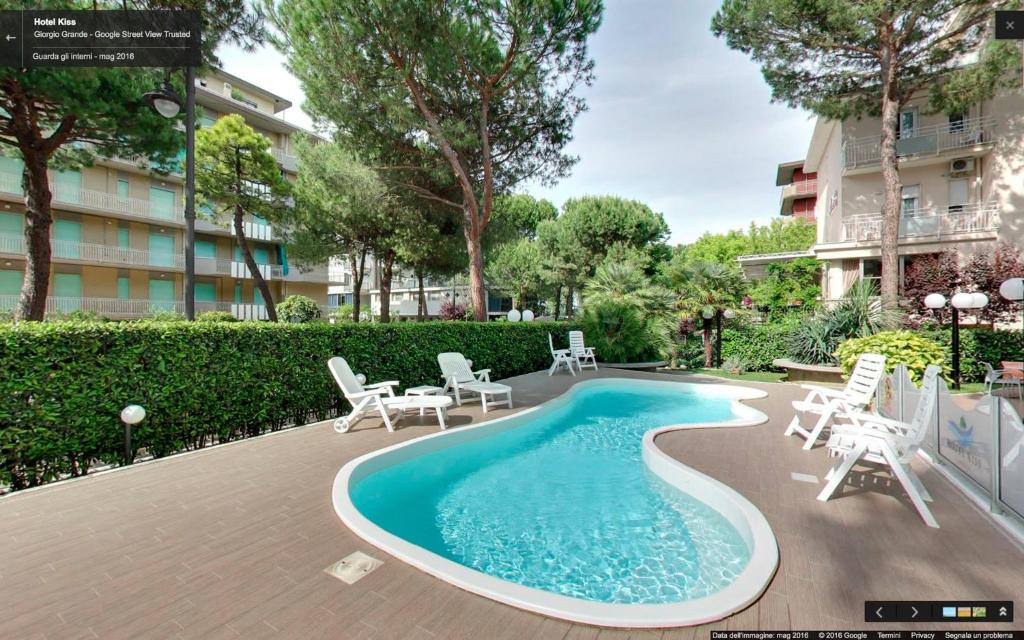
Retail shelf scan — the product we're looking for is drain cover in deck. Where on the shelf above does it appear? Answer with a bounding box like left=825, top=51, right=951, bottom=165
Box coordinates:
left=324, top=551, right=383, bottom=584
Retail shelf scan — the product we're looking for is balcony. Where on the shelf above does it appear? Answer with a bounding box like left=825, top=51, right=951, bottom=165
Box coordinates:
left=842, top=116, right=996, bottom=170
left=229, top=220, right=274, bottom=241
left=270, top=147, right=298, bottom=173
left=195, top=256, right=282, bottom=280
left=780, top=179, right=817, bottom=200
left=0, top=170, right=185, bottom=224
left=0, top=234, right=185, bottom=270
left=838, top=202, right=999, bottom=244
left=281, top=266, right=337, bottom=284
left=0, top=295, right=268, bottom=320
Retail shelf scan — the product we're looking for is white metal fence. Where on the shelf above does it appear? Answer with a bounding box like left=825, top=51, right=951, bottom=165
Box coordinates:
left=840, top=202, right=999, bottom=243
left=843, top=116, right=996, bottom=168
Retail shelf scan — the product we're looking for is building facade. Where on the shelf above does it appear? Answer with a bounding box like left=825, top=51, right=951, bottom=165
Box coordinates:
left=798, top=89, right=1021, bottom=300
left=776, top=160, right=817, bottom=221
left=0, top=70, right=341, bottom=320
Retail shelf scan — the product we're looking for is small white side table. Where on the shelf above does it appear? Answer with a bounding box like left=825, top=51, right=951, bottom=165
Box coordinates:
left=405, top=385, right=445, bottom=416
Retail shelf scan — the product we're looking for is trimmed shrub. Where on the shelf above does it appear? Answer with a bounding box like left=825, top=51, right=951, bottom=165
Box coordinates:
left=917, top=327, right=1023, bottom=383
left=276, top=295, right=321, bottom=323
left=0, top=320, right=580, bottom=490
left=581, top=300, right=662, bottom=363
left=835, top=330, right=947, bottom=384
left=439, top=299, right=467, bottom=321
left=195, top=311, right=238, bottom=323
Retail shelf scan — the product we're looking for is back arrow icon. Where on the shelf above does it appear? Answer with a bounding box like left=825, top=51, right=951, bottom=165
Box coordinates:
left=876, top=607, right=884, bottom=619
left=5, top=35, right=15, bottom=41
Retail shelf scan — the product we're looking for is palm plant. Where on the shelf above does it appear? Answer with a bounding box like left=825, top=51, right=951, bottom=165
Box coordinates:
left=669, top=260, right=745, bottom=368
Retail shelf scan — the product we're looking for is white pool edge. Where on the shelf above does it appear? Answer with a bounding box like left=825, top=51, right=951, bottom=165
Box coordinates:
left=332, top=378, right=779, bottom=629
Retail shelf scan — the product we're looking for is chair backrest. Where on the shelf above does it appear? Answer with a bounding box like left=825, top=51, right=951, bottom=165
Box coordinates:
left=549, top=333, right=558, bottom=357
left=981, top=362, right=997, bottom=380
left=900, top=365, right=942, bottom=459
left=327, top=357, right=364, bottom=398
left=568, top=330, right=586, bottom=355
left=843, top=353, right=887, bottom=406
left=438, top=352, right=475, bottom=384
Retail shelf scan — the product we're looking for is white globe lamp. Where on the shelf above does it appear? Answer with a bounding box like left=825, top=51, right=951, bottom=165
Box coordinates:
left=950, top=292, right=975, bottom=309
left=1000, top=277, right=1024, bottom=301
left=924, top=293, right=947, bottom=310
left=723, top=309, right=736, bottom=319
left=507, top=309, right=521, bottom=322
left=120, top=404, right=146, bottom=425
left=971, top=292, right=989, bottom=309
left=522, top=309, right=535, bottom=322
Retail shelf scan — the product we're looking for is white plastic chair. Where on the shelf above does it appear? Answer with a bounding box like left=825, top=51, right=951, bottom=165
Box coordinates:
left=328, top=357, right=405, bottom=433
left=817, top=365, right=942, bottom=528
left=982, top=362, right=1023, bottom=399
left=785, top=353, right=887, bottom=450
left=438, top=352, right=513, bottom=412
left=568, top=330, right=597, bottom=370
left=548, top=333, right=577, bottom=376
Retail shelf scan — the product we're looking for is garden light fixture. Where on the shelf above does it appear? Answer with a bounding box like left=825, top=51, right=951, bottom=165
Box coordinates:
left=926, top=291, right=989, bottom=390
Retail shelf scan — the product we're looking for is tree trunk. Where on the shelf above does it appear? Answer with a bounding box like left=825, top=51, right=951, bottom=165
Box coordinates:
left=878, top=30, right=901, bottom=307
left=350, top=250, right=365, bottom=322
left=465, top=219, right=487, bottom=321
left=565, top=285, right=574, bottom=319
left=417, top=271, right=426, bottom=321
left=702, top=317, right=714, bottom=368
left=518, top=285, right=527, bottom=311
left=553, top=284, right=562, bottom=320
left=16, top=154, right=54, bottom=321
left=379, top=250, right=395, bottom=323
left=233, top=209, right=277, bottom=321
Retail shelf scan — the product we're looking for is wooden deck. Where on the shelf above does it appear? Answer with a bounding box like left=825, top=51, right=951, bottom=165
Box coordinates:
left=1, top=369, right=1022, bottom=639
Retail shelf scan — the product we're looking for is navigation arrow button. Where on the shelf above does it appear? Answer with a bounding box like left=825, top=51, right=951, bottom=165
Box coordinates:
left=911, top=606, right=919, bottom=619
left=4, top=34, right=14, bottom=41
left=876, top=607, right=885, bottom=619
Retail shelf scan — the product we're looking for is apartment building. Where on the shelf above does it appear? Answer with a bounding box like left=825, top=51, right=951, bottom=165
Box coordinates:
left=776, top=160, right=817, bottom=221
left=796, top=89, right=1020, bottom=300
left=0, top=69, right=342, bottom=320
left=327, top=258, right=514, bottom=319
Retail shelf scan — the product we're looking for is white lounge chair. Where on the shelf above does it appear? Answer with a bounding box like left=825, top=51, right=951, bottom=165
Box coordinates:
left=785, top=353, right=887, bottom=450
left=817, top=365, right=942, bottom=528
left=548, top=333, right=577, bottom=376
left=328, top=357, right=452, bottom=432
left=438, top=352, right=513, bottom=412
left=982, top=362, right=1023, bottom=399
left=569, top=330, right=597, bottom=371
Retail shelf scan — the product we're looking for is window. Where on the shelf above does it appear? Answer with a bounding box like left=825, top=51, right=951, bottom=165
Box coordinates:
left=148, top=233, right=175, bottom=268
left=148, top=278, right=176, bottom=312
left=948, top=179, right=968, bottom=213
left=234, top=245, right=269, bottom=264
left=948, top=112, right=965, bottom=133
left=0, top=156, right=24, bottom=194
left=195, top=239, right=217, bottom=259
left=199, top=115, right=216, bottom=129
left=234, top=283, right=242, bottom=304
left=899, top=109, right=917, bottom=138
left=861, top=258, right=882, bottom=282
left=117, top=227, right=130, bottom=250
left=117, top=178, right=129, bottom=199
left=149, top=186, right=176, bottom=220
left=901, top=185, right=920, bottom=216
left=53, top=220, right=82, bottom=259
left=117, top=276, right=130, bottom=300
left=0, top=211, right=22, bottom=235
left=0, top=269, right=22, bottom=300
left=254, top=287, right=264, bottom=305
left=53, top=273, right=82, bottom=310
left=54, top=170, right=81, bottom=204
left=195, top=282, right=216, bottom=302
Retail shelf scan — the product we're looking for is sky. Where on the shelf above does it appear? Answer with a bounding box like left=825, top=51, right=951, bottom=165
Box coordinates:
left=217, top=0, right=817, bottom=245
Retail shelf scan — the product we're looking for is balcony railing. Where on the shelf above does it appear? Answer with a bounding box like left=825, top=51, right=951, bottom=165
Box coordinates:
left=781, top=179, right=817, bottom=199
left=0, top=169, right=186, bottom=223
left=229, top=221, right=274, bottom=241
left=0, top=295, right=269, bottom=320
left=843, top=116, right=996, bottom=169
left=195, top=256, right=282, bottom=280
left=270, top=147, right=298, bottom=172
left=0, top=233, right=185, bottom=269
left=839, top=202, right=999, bottom=243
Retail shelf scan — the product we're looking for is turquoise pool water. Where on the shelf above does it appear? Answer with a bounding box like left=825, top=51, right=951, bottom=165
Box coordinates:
left=350, top=382, right=752, bottom=605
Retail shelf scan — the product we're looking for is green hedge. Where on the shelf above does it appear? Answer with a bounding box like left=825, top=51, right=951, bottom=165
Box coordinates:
left=917, top=327, right=1023, bottom=383
left=677, top=321, right=798, bottom=372
left=0, top=320, right=581, bottom=490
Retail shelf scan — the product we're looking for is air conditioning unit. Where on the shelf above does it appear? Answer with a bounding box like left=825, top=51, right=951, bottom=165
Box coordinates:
left=949, top=158, right=974, bottom=173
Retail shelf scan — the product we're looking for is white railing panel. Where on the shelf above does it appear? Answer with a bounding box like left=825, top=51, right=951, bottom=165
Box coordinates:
left=999, top=398, right=1024, bottom=519
left=839, top=203, right=998, bottom=243
left=843, top=116, right=996, bottom=168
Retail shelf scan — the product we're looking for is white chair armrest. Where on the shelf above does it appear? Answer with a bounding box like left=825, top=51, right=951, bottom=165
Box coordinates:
left=835, top=411, right=907, bottom=434
left=347, top=389, right=387, bottom=400
left=474, top=369, right=492, bottom=382
left=364, top=380, right=399, bottom=397
left=800, top=384, right=845, bottom=398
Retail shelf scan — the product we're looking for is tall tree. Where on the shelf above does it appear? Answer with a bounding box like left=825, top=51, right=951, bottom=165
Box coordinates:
left=195, top=115, right=291, bottom=321
left=0, top=0, right=261, bottom=320
left=265, top=0, right=602, bottom=320
left=713, top=0, right=1018, bottom=306
left=287, top=139, right=404, bottom=322
left=486, top=238, right=545, bottom=311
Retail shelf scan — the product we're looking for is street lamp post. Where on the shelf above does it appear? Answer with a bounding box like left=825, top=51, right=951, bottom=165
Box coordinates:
left=925, top=291, right=988, bottom=389
left=144, top=67, right=197, bottom=320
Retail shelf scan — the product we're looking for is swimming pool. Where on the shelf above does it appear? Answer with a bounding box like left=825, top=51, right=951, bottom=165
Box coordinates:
left=333, top=378, right=778, bottom=627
